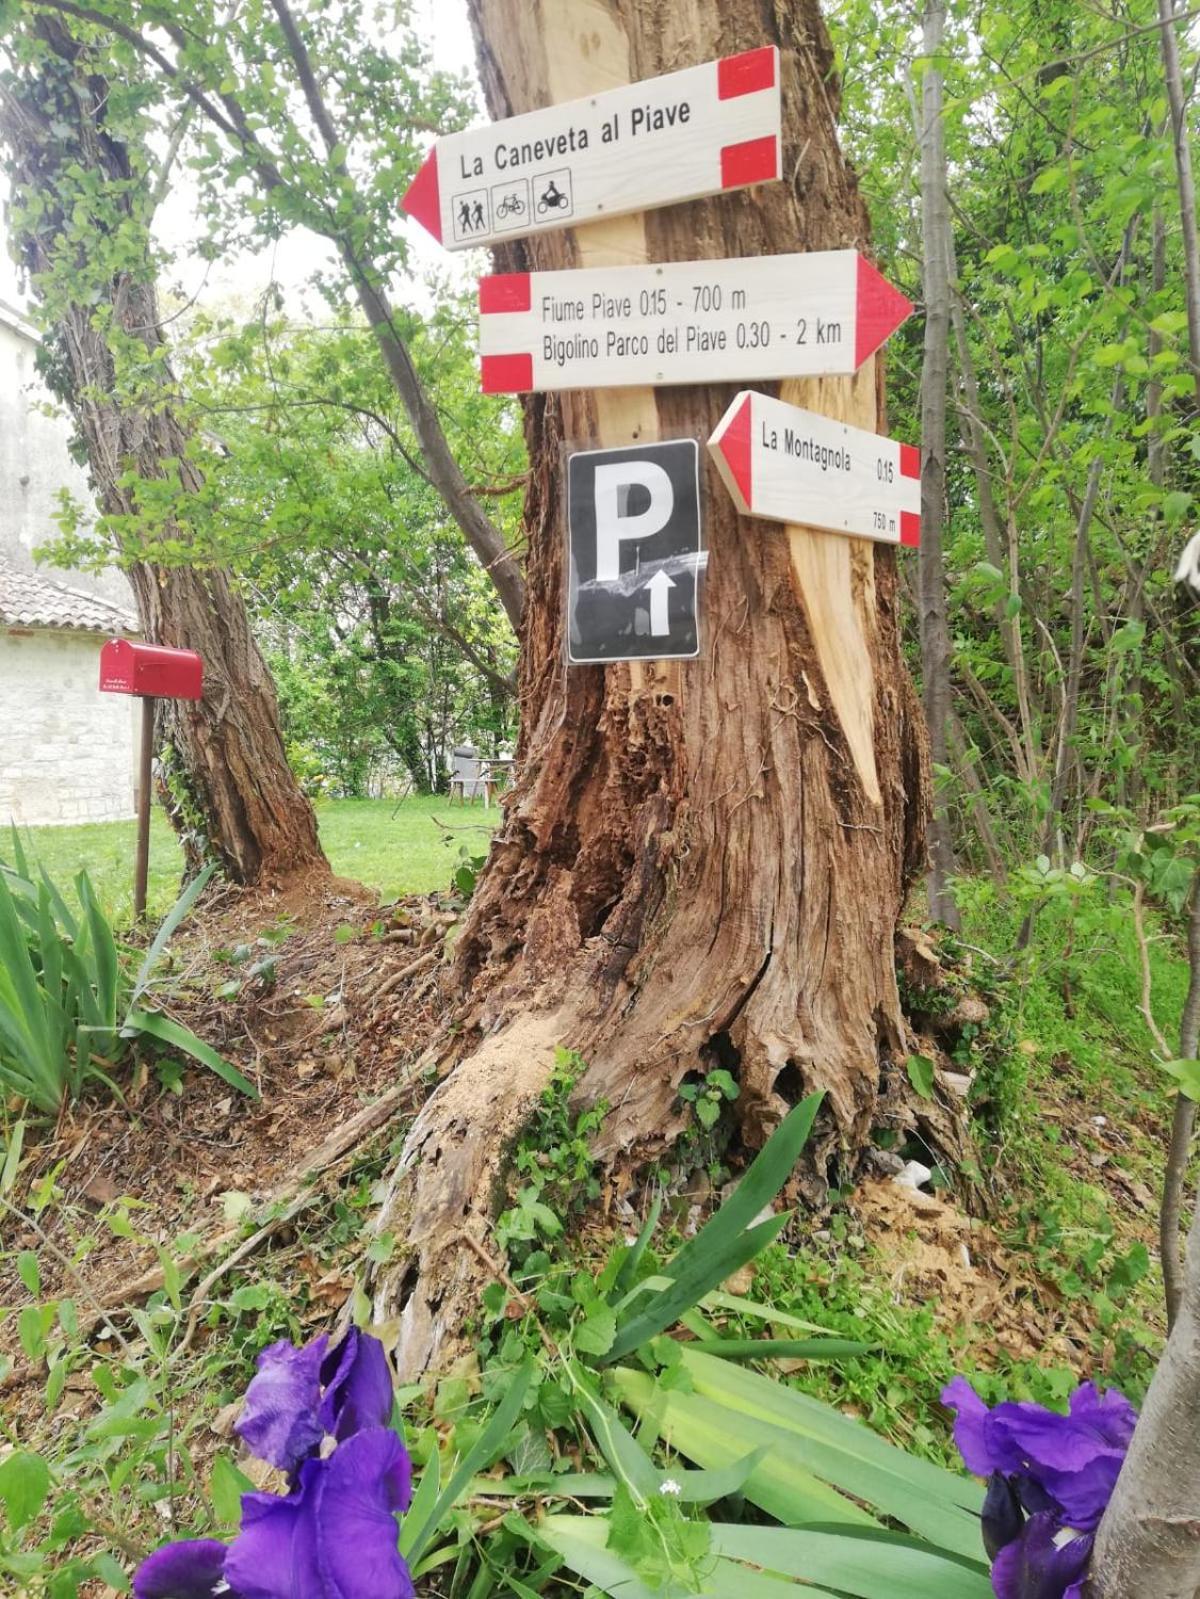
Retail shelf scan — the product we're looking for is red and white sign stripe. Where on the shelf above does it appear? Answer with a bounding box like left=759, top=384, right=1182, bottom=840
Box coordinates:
left=709, top=391, right=921, bottom=549
left=402, top=47, right=780, bottom=251
left=477, top=251, right=912, bottom=394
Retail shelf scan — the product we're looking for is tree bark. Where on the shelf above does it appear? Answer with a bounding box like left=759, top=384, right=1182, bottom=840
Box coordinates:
left=917, top=0, right=959, bottom=928
left=1159, top=0, right=1200, bottom=418
left=1162, top=875, right=1200, bottom=1329
left=369, top=0, right=929, bottom=1379
left=1092, top=1196, right=1200, bottom=1595
left=0, top=20, right=326, bottom=886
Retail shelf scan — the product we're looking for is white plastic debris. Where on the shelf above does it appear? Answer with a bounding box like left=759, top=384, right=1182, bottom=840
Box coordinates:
left=892, top=1160, right=933, bottom=1192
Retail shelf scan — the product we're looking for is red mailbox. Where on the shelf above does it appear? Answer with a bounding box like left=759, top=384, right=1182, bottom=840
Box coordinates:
left=99, top=638, right=203, bottom=701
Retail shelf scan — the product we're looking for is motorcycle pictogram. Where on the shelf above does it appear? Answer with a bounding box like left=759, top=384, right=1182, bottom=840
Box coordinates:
left=536, top=179, right=570, bottom=215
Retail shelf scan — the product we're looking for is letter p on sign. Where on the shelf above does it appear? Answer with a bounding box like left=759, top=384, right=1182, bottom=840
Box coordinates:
left=593, top=460, right=675, bottom=581
left=567, top=440, right=703, bottom=664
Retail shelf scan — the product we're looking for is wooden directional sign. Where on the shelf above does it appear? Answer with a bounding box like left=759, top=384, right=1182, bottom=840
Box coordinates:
left=402, top=47, right=781, bottom=251
left=477, top=251, right=912, bottom=394
left=708, top=391, right=921, bottom=549
left=568, top=440, right=704, bottom=663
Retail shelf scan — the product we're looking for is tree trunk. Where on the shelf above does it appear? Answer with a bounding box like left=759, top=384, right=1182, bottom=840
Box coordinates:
left=917, top=0, right=959, bottom=929
left=0, top=20, right=326, bottom=886
left=369, top=0, right=928, bottom=1379
left=1162, top=875, right=1200, bottom=1328
left=1160, top=0, right=1200, bottom=418
left=1092, top=1194, right=1200, bottom=1596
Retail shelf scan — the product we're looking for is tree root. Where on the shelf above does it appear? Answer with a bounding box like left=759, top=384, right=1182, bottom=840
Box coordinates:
left=367, top=1010, right=567, bottom=1380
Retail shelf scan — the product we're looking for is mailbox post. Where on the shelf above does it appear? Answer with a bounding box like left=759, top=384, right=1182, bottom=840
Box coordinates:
left=99, top=639, right=204, bottom=917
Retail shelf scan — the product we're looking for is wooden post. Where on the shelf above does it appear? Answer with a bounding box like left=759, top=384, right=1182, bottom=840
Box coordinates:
left=134, top=696, right=154, bottom=919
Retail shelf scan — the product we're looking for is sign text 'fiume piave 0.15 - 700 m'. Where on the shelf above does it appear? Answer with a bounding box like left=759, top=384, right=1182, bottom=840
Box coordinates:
left=477, top=252, right=912, bottom=393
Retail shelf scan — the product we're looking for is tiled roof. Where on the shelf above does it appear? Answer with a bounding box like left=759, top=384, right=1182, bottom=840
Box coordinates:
left=0, top=560, right=139, bottom=635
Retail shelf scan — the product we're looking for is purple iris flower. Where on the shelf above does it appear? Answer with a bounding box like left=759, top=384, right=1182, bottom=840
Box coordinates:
left=943, top=1376, right=1136, bottom=1599
left=318, top=1327, right=395, bottom=1445
left=989, top=1515, right=1091, bottom=1599
left=235, top=1335, right=329, bottom=1474
left=133, top=1539, right=232, bottom=1598
left=236, top=1328, right=393, bottom=1475
left=224, top=1427, right=414, bottom=1599
left=133, top=1430, right=413, bottom=1599
left=135, top=1331, right=408, bottom=1599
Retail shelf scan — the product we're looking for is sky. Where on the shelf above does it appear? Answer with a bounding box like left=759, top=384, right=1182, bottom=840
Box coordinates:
left=0, top=0, right=480, bottom=316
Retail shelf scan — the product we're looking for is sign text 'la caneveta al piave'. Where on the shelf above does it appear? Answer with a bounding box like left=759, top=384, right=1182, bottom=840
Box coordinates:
left=402, top=47, right=781, bottom=251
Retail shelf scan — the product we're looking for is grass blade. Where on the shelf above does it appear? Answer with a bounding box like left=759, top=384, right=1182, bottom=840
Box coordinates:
left=130, top=863, right=216, bottom=1005
left=686, top=1337, right=876, bottom=1361
left=1, top=1119, right=26, bottom=1194
left=710, top=1525, right=993, bottom=1598
left=124, top=1009, right=258, bottom=1098
left=604, top=1095, right=823, bottom=1364
left=404, top=1361, right=533, bottom=1569
left=610, top=1191, right=663, bottom=1301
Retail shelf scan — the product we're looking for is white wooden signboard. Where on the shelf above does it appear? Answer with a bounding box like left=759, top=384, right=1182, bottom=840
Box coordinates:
left=402, top=47, right=781, bottom=251
left=476, top=250, right=912, bottom=393
left=708, top=390, right=921, bottom=548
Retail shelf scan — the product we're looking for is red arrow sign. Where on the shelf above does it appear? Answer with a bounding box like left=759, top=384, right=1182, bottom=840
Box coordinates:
left=477, top=251, right=912, bottom=394
left=709, top=391, right=921, bottom=548
left=402, top=47, right=781, bottom=251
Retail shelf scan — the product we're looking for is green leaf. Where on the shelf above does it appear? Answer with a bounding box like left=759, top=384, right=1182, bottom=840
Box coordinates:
left=210, top=1452, right=254, bottom=1527
left=611, top=1365, right=875, bottom=1531
left=604, top=1094, right=823, bottom=1364
left=16, top=1249, right=40, bottom=1297
left=695, top=1095, right=721, bottom=1128
left=905, top=1054, right=936, bottom=1100
left=686, top=1336, right=875, bottom=1362
left=1150, top=310, right=1189, bottom=335
left=402, top=1362, right=533, bottom=1568
left=541, top=1514, right=845, bottom=1599
left=1, top=1118, right=26, bottom=1194
left=0, top=1451, right=51, bottom=1532
left=1164, top=490, right=1192, bottom=525
left=575, top=1304, right=618, bottom=1357
left=710, top=1524, right=992, bottom=1598
left=18, top=1304, right=46, bottom=1360
left=124, top=1009, right=258, bottom=1098
left=1030, top=165, right=1067, bottom=194
left=129, top=864, right=216, bottom=1006
left=1163, top=1059, right=1200, bottom=1100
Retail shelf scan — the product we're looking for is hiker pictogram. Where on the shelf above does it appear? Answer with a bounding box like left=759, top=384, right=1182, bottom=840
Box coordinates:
left=451, top=189, right=490, bottom=241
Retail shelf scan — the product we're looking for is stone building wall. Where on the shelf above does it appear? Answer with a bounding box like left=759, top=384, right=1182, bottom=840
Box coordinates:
left=0, top=628, right=138, bottom=825
left=0, top=300, right=132, bottom=608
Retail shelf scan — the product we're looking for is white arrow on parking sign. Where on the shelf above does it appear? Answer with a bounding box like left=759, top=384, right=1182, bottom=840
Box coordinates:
left=643, top=568, right=675, bottom=636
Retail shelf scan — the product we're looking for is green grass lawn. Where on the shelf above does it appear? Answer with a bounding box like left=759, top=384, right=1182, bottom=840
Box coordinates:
left=13, top=795, right=499, bottom=920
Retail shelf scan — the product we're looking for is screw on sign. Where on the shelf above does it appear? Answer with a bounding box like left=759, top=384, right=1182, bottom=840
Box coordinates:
left=98, top=639, right=203, bottom=918
left=402, top=47, right=781, bottom=251
left=567, top=441, right=705, bottom=665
